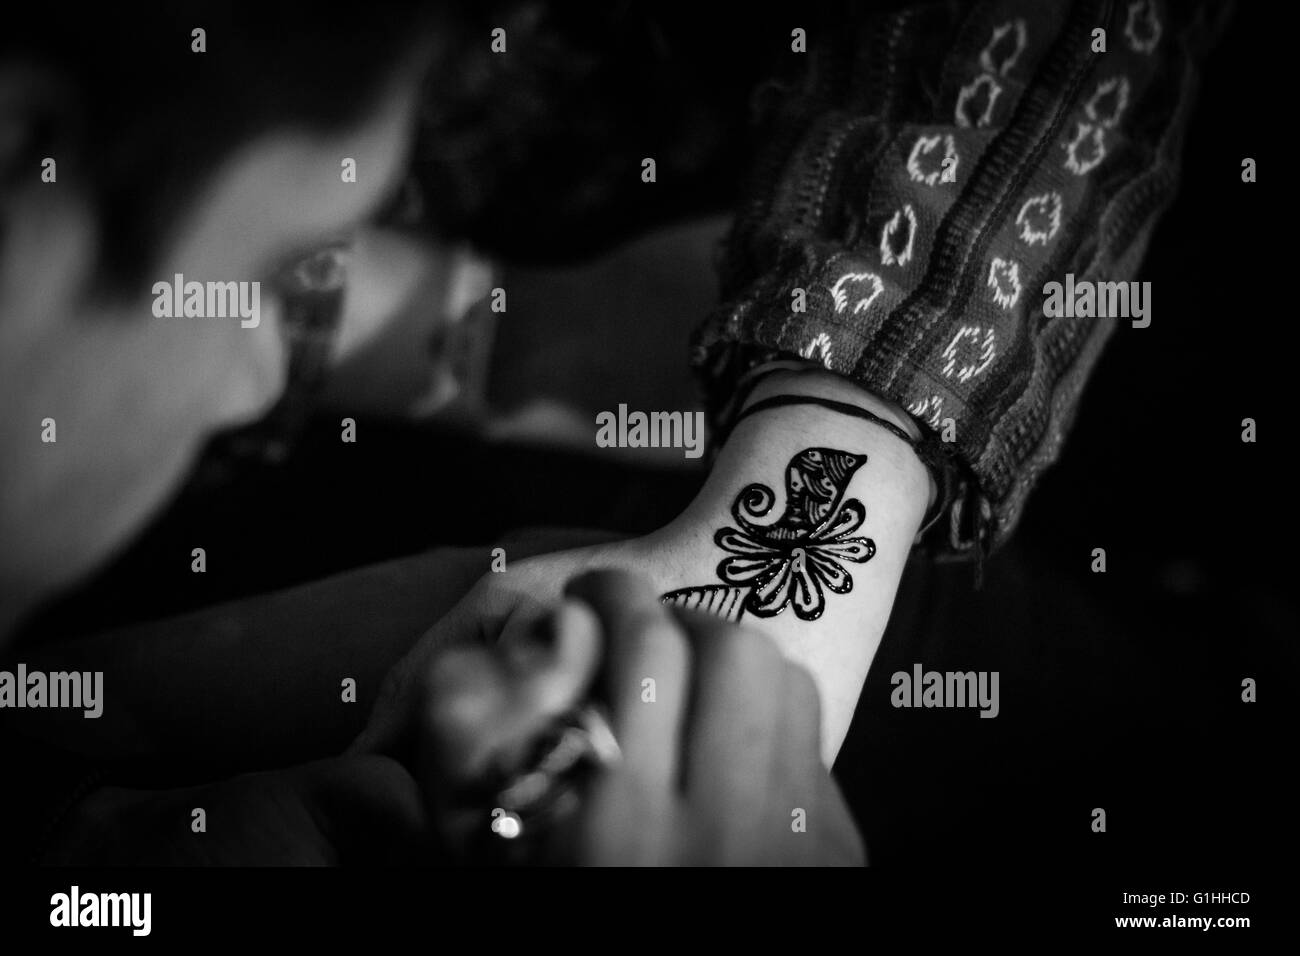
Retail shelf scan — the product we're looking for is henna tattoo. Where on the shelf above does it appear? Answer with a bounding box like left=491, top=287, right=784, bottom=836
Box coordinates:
left=663, top=448, right=876, bottom=622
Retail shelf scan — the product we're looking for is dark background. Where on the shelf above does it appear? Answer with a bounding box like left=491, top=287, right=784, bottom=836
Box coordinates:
left=17, top=1, right=1294, bottom=870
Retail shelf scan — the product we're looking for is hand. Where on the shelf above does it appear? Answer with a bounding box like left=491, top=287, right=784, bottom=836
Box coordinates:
left=349, top=536, right=656, bottom=759
left=359, top=567, right=866, bottom=865
left=356, top=372, right=931, bottom=765
left=42, top=754, right=431, bottom=865
left=556, top=570, right=865, bottom=865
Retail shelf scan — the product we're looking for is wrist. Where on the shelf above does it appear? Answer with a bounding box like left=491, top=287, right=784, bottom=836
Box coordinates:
left=742, top=368, right=937, bottom=513
left=645, top=389, right=931, bottom=760
left=746, top=367, right=921, bottom=436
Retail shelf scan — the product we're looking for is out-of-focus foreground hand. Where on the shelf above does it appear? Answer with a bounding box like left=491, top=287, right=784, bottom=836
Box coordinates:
left=355, top=568, right=866, bottom=866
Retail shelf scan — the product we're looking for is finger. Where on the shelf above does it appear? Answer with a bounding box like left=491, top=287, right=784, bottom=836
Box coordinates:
left=410, top=601, right=602, bottom=859
left=778, top=657, right=824, bottom=779
left=418, top=642, right=516, bottom=785
left=770, top=657, right=831, bottom=864
left=345, top=600, right=476, bottom=757
left=499, top=598, right=603, bottom=723
left=675, top=612, right=835, bottom=864
left=817, top=773, right=868, bottom=866
left=674, top=608, right=822, bottom=763
left=448, top=598, right=603, bottom=781
left=348, top=579, right=515, bottom=757
left=564, top=570, right=690, bottom=794
left=715, top=642, right=854, bottom=866
left=671, top=610, right=786, bottom=842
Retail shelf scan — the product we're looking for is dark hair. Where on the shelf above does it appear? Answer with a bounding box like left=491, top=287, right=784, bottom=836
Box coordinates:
left=2, top=4, right=436, bottom=295
left=407, top=1, right=793, bottom=264
left=4, top=1, right=807, bottom=291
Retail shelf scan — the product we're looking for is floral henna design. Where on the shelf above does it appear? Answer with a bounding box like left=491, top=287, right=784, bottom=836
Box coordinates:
left=663, top=448, right=876, bottom=622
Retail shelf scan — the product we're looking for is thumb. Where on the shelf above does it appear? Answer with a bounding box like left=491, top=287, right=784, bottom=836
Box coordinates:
left=347, top=576, right=541, bottom=757
left=346, top=592, right=485, bottom=757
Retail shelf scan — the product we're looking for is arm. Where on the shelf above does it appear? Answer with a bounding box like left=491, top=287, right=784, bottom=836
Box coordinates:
left=1, top=544, right=525, bottom=768
left=649, top=368, right=933, bottom=761
left=353, top=368, right=933, bottom=767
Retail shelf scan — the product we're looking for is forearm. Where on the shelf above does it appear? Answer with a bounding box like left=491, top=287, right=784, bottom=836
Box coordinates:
left=648, top=369, right=933, bottom=762
left=2, top=546, right=494, bottom=768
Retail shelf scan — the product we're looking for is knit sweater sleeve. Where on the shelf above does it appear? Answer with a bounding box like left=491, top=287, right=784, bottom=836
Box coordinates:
left=692, top=0, right=1226, bottom=559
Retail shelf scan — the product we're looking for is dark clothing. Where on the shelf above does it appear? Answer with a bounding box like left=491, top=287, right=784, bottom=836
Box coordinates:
left=693, top=0, right=1227, bottom=559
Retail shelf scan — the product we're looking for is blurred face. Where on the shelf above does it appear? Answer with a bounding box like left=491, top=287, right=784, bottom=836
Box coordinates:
left=0, top=60, right=427, bottom=634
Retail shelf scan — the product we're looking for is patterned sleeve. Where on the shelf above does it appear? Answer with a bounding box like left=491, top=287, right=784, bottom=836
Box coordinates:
left=692, top=0, right=1226, bottom=560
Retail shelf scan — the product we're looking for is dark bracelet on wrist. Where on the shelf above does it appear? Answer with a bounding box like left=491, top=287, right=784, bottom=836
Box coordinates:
left=731, top=391, right=954, bottom=540
left=732, top=393, right=920, bottom=448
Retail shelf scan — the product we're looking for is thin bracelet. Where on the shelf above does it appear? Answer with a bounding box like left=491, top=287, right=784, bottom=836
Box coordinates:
left=732, top=394, right=919, bottom=448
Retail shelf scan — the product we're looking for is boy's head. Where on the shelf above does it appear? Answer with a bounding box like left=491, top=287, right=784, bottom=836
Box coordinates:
left=0, top=6, right=438, bottom=633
